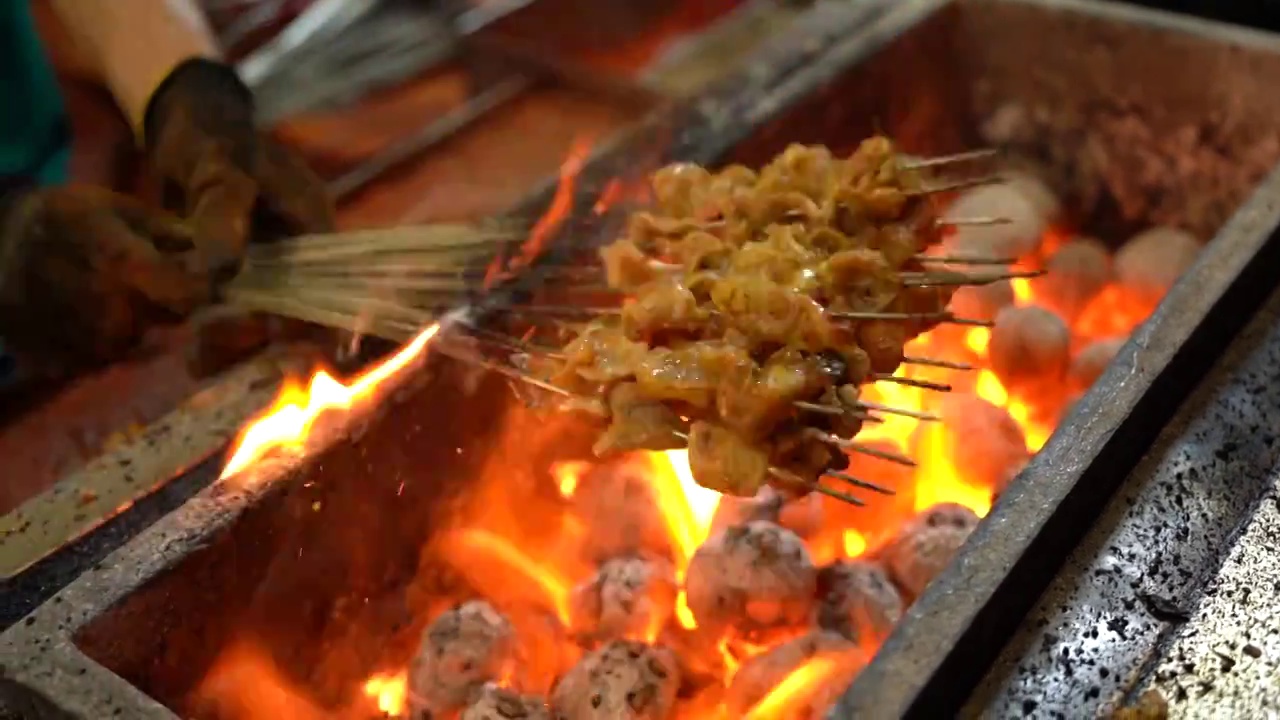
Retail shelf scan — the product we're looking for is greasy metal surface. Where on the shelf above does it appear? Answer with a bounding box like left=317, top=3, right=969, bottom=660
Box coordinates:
left=966, top=268, right=1280, bottom=717
left=0, top=354, right=294, bottom=582
left=1145, top=475, right=1280, bottom=715
left=826, top=0, right=1280, bottom=716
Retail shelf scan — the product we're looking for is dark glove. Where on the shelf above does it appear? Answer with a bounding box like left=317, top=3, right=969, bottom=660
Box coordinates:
left=0, top=186, right=212, bottom=373
left=145, top=58, right=336, bottom=377
left=143, top=58, right=335, bottom=280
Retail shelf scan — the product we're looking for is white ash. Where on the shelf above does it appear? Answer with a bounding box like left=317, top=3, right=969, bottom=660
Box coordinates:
left=1001, top=169, right=1061, bottom=221
left=409, top=600, right=518, bottom=718
left=1033, top=238, right=1111, bottom=322
left=943, top=182, right=1048, bottom=260
left=989, top=305, right=1071, bottom=401
left=948, top=279, right=1015, bottom=323
left=777, top=492, right=825, bottom=539
left=931, top=393, right=1029, bottom=495
left=461, top=683, right=552, bottom=720
left=551, top=640, right=680, bottom=720
left=572, top=463, right=672, bottom=562
left=884, top=504, right=980, bottom=599
left=814, top=560, right=904, bottom=645
left=709, top=487, right=782, bottom=537
left=1068, top=337, right=1126, bottom=394
left=569, top=556, right=677, bottom=645
left=684, top=521, right=817, bottom=635
left=724, top=630, right=861, bottom=716
left=1114, top=226, right=1200, bottom=306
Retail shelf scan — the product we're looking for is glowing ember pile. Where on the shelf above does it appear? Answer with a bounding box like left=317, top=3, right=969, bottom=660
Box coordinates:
left=200, top=171, right=1194, bottom=719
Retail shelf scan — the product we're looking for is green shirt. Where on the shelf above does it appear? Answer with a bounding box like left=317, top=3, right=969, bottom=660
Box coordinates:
left=0, top=1, right=70, bottom=189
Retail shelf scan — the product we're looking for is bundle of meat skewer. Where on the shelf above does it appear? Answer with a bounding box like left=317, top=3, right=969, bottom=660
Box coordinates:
left=227, top=135, right=1037, bottom=505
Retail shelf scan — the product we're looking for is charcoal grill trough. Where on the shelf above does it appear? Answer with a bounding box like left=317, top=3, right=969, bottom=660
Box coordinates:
left=7, top=0, right=1280, bottom=717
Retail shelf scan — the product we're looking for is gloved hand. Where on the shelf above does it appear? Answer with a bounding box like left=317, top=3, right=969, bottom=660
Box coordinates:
left=0, top=186, right=212, bottom=373
left=144, top=58, right=337, bottom=376
left=143, top=57, right=335, bottom=280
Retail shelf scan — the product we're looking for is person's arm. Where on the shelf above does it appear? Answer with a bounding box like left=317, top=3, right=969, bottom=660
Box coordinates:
left=47, top=0, right=220, bottom=135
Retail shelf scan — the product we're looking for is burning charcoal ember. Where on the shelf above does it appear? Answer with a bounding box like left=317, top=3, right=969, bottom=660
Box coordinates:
left=1033, top=238, right=1111, bottom=322
left=777, top=491, right=824, bottom=539
left=948, top=279, right=1014, bottom=323
left=942, top=182, right=1049, bottom=260
left=723, top=630, right=862, bottom=717
left=684, top=521, right=817, bottom=635
left=461, top=683, right=552, bottom=720
left=930, top=394, right=1028, bottom=495
left=1068, top=337, right=1127, bottom=394
left=709, top=486, right=782, bottom=536
left=551, top=640, right=681, bottom=720
left=569, top=556, right=678, bottom=644
left=409, top=600, right=519, bottom=718
left=572, top=463, right=672, bottom=562
left=814, top=560, right=904, bottom=645
left=989, top=305, right=1071, bottom=401
left=1002, top=168, right=1062, bottom=221
left=1114, top=226, right=1200, bottom=306
left=883, top=503, right=980, bottom=598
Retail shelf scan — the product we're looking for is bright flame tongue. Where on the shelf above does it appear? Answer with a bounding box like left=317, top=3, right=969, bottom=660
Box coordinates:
left=220, top=323, right=442, bottom=479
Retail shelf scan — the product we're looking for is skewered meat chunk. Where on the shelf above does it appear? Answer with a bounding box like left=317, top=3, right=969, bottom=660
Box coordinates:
left=534, top=136, right=970, bottom=497
left=686, top=421, right=771, bottom=497
left=409, top=600, right=518, bottom=718
left=684, top=521, right=817, bottom=636
left=551, top=640, right=681, bottom=720
left=593, top=383, right=684, bottom=456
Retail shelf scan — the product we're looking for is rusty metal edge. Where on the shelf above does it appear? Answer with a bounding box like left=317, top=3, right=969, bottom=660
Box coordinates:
left=809, top=0, right=1280, bottom=717
left=0, top=2, right=903, bottom=716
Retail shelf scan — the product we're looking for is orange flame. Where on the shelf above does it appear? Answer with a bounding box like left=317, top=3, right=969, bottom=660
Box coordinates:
left=221, top=323, right=442, bottom=480
left=484, top=136, right=594, bottom=288
left=363, top=671, right=408, bottom=717
left=552, top=460, right=591, bottom=499
left=743, top=655, right=845, bottom=720
left=450, top=528, right=573, bottom=625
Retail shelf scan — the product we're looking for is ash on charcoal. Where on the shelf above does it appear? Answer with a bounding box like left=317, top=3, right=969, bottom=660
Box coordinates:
left=930, top=394, right=1029, bottom=495
left=1033, top=238, right=1111, bottom=322
left=1114, top=227, right=1200, bottom=307
left=778, top=492, right=825, bottom=539
left=943, top=182, right=1051, bottom=260
left=724, top=630, right=861, bottom=716
left=684, top=521, right=817, bottom=635
left=981, top=100, right=1279, bottom=239
left=1069, top=337, right=1126, bottom=395
left=572, top=463, right=672, bottom=562
left=461, top=683, right=552, bottom=720
left=709, top=487, right=782, bottom=537
left=989, top=305, right=1071, bottom=402
left=409, top=600, right=518, bottom=718
left=814, top=559, right=904, bottom=646
left=569, top=555, right=677, bottom=645
left=883, top=504, right=980, bottom=599
left=551, top=640, right=680, bottom=720
left=949, top=279, right=1015, bottom=324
